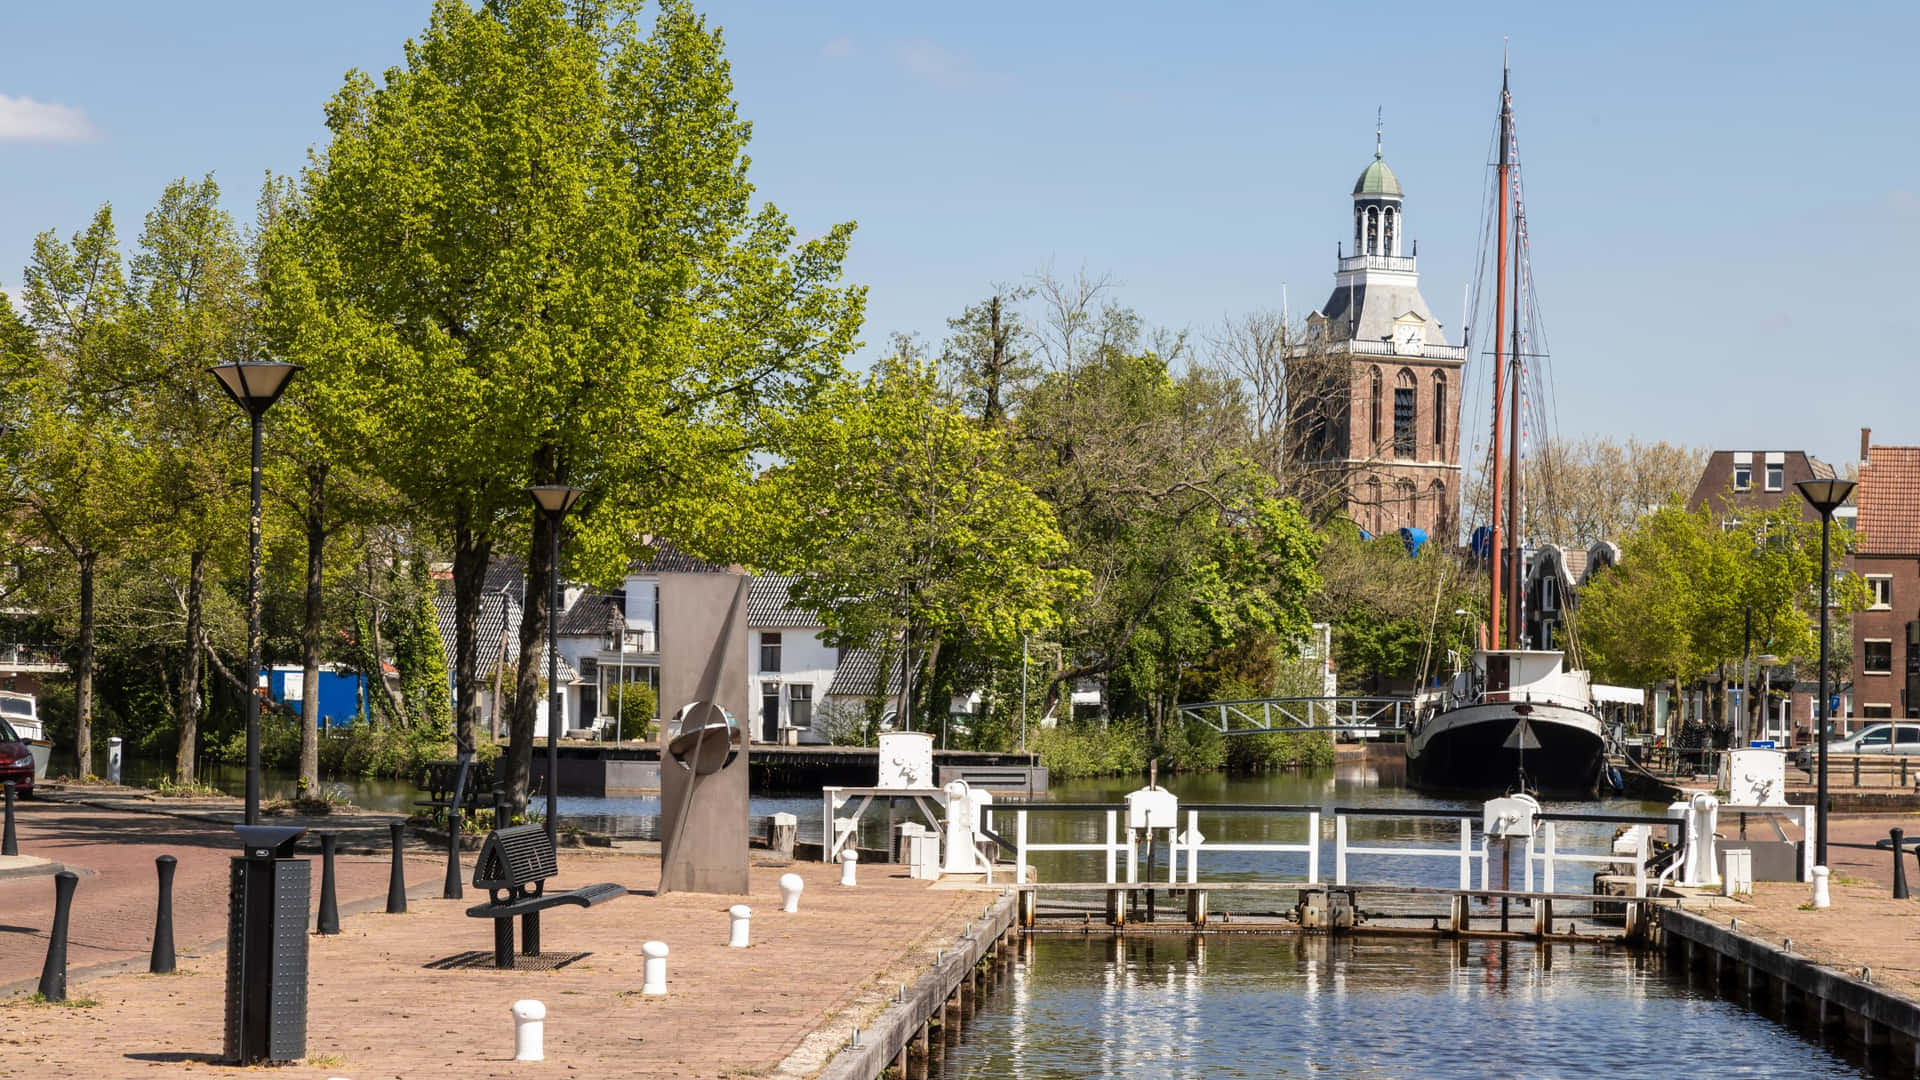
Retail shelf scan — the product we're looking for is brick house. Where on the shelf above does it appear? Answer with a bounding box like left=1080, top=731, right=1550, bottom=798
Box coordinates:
left=1688, top=449, right=1838, bottom=525
left=1851, top=444, right=1920, bottom=722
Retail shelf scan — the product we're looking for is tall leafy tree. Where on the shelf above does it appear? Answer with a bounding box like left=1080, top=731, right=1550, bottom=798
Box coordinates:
left=275, top=0, right=863, bottom=808
left=129, top=176, right=258, bottom=782
left=766, top=353, right=1085, bottom=729
left=13, top=207, right=145, bottom=775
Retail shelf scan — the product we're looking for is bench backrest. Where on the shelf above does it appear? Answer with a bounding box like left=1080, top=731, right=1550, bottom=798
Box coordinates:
left=473, top=824, right=557, bottom=897
left=422, top=759, right=496, bottom=804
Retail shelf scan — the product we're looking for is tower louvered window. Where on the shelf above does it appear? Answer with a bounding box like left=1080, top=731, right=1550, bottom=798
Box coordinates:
left=1393, top=370, right=1416, bottom=457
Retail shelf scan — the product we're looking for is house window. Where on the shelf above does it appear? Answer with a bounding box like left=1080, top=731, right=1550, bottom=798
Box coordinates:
left=1764, top=463, right=1784, bottom=491
left=1865, top=639, right=1893, bottom=675
left=1368, top=367, right=1383, bottom=449
left=760, top=632, right=782, bottom=672
left=789, top=684, right=813, bottom=729
left=1732, top=464, right=1752, bottom=491
left=1867, top=576, right=1893, bottom=609
left=1432, top=372, right=1447, bottom=449
left=1392, top=370, right=1416, bottom=458
left=1862, top=704, right=1894, bottom=719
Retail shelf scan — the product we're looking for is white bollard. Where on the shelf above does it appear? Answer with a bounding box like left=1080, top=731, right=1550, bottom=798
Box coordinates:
left=779, top=872, right=805, bottom=912
left=1811, top=865, right=1831, bottom=909
left=642, top=940, right=669, bottom=995
left=839, top=848, right=859, bottom=887
left=511, top=999, right=545, bottom=1062
left=729, top=904, right=752, bottom=947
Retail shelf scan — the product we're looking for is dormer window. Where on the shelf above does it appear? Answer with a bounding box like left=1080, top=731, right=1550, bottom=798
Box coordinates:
left=1732, top=464, right=1752, bottom=491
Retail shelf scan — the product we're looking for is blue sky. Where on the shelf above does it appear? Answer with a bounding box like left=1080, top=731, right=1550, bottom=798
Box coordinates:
left=3, top=1, right=1916, bottom=470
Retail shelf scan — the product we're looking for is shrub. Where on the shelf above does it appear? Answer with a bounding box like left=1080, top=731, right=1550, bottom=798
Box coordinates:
left=1031, top=720, right=1150, bottom=780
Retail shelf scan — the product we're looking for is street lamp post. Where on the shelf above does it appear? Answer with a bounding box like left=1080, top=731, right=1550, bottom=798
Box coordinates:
left=209, top=361, right=301, bottom=826
left=1795, top=477, right=1856, bottom=870
left=530, top=485, right=584, bottom=848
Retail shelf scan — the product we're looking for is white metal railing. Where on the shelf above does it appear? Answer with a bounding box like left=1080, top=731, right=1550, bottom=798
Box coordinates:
left=1335, top=809, right=1478, bottom=889
left=1011, top=805, right=1126, bottom=888
left=1175, top=806, right=1320, bottom=885
left=1007, top=803, right=1666, bottom=900
left=1535, top=818, right=1654, bottom=898
left=1176, top=696, right=1414, bottom=736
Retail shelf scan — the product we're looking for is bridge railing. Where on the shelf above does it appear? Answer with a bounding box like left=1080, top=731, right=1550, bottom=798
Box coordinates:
left=1174, top=804, right=1321, bottom=885
left=1003, top=802, right=1670, bottom=900
left=1177, top=696, right=1415, bottom=735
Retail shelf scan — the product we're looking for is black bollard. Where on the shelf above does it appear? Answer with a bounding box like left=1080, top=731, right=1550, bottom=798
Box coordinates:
left=151, top=855, right=177, bottom=974
left=443, top=807, right=464, bottom=900
left=1894, top=828, right=1910, bottom=900
left=3, top=779, right=18, bottom=857
left=316, top=833, right=340, bottom=935
left=38, top=870, right=77, bottom=1002
left=386, top=821, right=407, bottom=914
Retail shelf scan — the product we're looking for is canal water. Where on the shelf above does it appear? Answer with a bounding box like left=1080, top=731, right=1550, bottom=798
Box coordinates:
left=940, top=935, right=1884, bottom=1079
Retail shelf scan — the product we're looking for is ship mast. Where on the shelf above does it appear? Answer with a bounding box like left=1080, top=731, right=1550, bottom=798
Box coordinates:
left=1488, top=64, right=1513, bottom=649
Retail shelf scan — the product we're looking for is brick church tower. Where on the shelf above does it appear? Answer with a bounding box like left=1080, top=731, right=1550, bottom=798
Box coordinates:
left=1297, top=130, right=1466, bottom=541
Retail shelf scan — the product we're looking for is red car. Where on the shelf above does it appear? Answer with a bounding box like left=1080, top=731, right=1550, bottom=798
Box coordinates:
left=0, top=718, right=34, bottom=794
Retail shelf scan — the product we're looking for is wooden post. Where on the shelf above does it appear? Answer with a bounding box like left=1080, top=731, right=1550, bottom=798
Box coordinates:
left=1449, top=894, right=1468, bottom=935
left=908, top=1019, right=930, bottom=1079
left=1186, top=887, right=1208, bottom=927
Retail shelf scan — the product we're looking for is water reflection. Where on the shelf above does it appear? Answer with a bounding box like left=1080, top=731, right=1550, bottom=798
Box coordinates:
left=948, top=935, right=1877, bottom=1079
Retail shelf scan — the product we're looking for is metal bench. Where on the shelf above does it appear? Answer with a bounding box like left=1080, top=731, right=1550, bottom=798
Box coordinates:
left=416, top=759, right=501, bottom=815
left=464, top=824, right=626, bottom=969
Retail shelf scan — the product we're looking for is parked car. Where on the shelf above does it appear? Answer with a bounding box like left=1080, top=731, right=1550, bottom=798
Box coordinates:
left=1793, top=722, right=1920, bottom=770
left=0, top=717, right=34, bottom=794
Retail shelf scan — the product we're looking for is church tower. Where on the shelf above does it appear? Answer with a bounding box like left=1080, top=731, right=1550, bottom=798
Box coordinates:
left=1297, top=128, right=1465, bottom=541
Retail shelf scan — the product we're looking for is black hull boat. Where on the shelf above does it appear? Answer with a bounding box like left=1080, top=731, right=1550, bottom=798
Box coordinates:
left=1406, top=700, right=1606, bottom=799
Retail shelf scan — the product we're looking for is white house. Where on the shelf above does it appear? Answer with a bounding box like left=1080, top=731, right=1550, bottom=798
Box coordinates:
left=745, top=576, right=839, bottom=745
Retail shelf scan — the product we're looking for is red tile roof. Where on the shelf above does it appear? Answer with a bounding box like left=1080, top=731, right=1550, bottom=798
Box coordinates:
left=1858, top=446, right=1920, bottom=555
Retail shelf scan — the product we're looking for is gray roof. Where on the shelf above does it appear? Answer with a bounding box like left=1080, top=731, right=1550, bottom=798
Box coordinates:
left=827, top=646, right=903, bottom=697
left=1317, top=280, right=1445, bottom=348
left=434, top=588, right=580, bottom=685
left=557, top=591, right=626, bottom=637
left=745, top=576, right=819, bottom=629
left=629, top=539, right=729, bottom=575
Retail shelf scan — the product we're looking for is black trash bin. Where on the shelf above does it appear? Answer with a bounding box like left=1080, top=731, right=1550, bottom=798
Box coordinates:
left=225, top=825, right=310, bottom=1064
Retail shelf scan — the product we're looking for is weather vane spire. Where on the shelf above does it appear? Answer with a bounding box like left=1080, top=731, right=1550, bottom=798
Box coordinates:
left=1375, top=106, right=1383, bottom=159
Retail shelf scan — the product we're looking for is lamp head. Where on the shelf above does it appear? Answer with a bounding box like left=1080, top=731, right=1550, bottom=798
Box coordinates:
left=208, top=361, right=301, bottom=417
left=1794, top=478, right=1856, bottom=516
left=529, top=484, right=585, bottom=517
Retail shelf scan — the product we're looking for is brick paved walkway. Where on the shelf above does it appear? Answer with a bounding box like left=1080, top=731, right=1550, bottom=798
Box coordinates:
left=1677, top=812, right=1920, bottom=1001
left=0, top=799, right=986, bottom=1079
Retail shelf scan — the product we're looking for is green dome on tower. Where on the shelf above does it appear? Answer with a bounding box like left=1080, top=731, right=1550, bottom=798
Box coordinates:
left=1353, top=155, right=1402, bottom=198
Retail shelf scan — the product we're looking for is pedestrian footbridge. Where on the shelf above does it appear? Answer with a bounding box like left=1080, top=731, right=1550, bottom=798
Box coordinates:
left=1175, top=696, right=1415, bottom=737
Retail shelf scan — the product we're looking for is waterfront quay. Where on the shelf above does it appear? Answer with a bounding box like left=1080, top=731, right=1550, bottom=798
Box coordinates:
left=0, top=796, right=1000, bottom=1079
left=10, top=786, right=1920, bottom=1079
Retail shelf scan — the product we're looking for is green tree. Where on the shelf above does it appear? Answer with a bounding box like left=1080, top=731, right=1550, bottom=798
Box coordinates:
left=276, top=0, right=863, bottom=810
left=128, top=176, right=259, bottom=782
left=1580, top=501, right=1862, bottom=737
left=12, top=206, right=146, bottom=776
left=767, top=353, right=1085, bottom=730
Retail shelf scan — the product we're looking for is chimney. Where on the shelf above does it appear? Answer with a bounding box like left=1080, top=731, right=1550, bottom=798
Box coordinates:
left=1862, top=427, right=1872, bottom=461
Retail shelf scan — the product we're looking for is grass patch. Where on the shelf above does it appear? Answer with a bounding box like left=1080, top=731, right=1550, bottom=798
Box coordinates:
left=307, top=1053, right=347, bottom=1067
left=1834, top=874, right=1867, bottom=886
left=7, top=992, right=101, bottom=1009
left=151, top=776, right=225, bottom=798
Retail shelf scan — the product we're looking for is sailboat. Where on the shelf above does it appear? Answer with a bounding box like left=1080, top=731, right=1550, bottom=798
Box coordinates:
left=1405, top=62, right=1609, bottom=799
